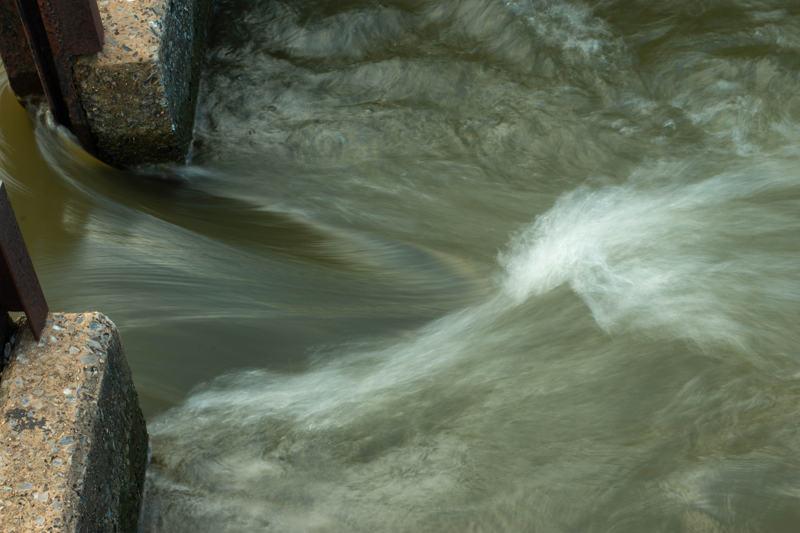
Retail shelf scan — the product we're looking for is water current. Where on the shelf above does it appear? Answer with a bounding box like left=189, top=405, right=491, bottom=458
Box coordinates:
left=3, top=0, right=800, bottom=531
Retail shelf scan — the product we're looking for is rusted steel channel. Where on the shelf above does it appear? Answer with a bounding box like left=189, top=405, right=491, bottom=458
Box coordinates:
left=0, top=0, right=42, bottom=97
left=0, top=0, right=103, bottom=153
left=0, top=181, right=48, bottom=348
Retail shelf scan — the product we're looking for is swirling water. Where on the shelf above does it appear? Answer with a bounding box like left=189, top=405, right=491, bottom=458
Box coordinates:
left=3, top=0, right=800, bottom=531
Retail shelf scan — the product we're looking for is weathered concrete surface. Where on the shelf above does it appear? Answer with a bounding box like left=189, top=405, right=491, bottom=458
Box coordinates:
left=0, top=313, right=147, bottom=532
left=73, top=0, right=214, bottom=168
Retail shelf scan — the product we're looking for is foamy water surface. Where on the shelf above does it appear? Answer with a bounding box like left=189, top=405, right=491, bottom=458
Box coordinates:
left=2, top=0, right=800, bottom=531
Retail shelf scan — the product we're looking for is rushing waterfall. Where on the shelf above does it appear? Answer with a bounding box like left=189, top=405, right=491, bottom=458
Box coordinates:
left=2, top=0, right=800, bottom=531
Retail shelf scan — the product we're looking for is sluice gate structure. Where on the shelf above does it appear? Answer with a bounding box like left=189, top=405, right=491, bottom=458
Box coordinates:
left=0, top=0, right=214, bottom=168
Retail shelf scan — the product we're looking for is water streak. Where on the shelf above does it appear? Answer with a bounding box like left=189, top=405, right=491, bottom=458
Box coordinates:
left=3, top=0, right=800, bottom=531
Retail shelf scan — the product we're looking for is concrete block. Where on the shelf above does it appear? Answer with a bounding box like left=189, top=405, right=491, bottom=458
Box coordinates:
left=73, top=0, right=214, bottom=168
left=0, top=313, right=147, bottom=532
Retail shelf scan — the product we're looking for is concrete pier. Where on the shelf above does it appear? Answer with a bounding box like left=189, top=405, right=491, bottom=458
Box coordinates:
left=0, top=313, right=147, bottom=532
left=73, top=0, right=214, bottom=168
left=0, top=0, right=214, bottom=168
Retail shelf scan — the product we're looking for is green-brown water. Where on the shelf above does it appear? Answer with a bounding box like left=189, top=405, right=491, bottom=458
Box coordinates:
left=3, top=0, right=800, bottom=531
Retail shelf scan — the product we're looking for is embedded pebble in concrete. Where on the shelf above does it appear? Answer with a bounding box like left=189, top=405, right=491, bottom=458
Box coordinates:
left=86, top=340, right=103, bottom=351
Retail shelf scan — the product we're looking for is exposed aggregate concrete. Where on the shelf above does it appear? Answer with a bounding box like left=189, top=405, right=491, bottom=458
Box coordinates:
left=0, top=313, right=147, bottom=532
left=74, top=0, right=214, bottom=168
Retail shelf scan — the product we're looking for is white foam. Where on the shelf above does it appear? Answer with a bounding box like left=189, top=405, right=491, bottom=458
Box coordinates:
left=498, top=158, right=800, bottom=350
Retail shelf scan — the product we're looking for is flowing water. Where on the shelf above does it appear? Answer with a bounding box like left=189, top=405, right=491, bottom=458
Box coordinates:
left=3, top=0, right=800, bottom=531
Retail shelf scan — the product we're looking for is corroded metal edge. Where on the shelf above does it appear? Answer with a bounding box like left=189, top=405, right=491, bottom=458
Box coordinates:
left=0, top=0, right=44, bottom=98
left=0, top=181, right=48, bottom=342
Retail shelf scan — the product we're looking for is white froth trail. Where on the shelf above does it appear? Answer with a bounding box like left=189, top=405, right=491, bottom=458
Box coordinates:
left=499, top=158, right=800, bottom=351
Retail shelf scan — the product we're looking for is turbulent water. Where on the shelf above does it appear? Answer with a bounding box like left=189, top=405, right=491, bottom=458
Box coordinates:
left=3, top=0, right=800, bottom=531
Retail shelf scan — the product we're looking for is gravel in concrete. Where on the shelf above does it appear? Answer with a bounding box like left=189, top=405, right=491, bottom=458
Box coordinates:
left=74, top=0, right=213, bottom=168
left=0, top=313, right=147, bottom=532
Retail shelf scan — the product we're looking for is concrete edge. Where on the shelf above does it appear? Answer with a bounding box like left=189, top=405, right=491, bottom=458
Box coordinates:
left=0, top=312, right=147, bottom=532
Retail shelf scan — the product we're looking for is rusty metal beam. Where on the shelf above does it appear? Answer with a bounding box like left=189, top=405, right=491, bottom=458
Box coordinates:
left=0, top=0, right=44, bottom=98
left=11, top=0, right=71, bottom=125
left=37, top=0, right=104, bottom=56
left=6, top=0, right=103, bottom=153
left=0, top=181, right=48, bottom=342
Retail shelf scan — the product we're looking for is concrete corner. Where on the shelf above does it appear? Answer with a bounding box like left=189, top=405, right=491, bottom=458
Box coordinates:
left=73, top=0, right=214, bottom=168
left=0, top=312, right=147, bottom=532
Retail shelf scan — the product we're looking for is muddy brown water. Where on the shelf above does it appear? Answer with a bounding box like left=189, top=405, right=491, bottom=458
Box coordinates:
left=3, top=0, right=800, bottom=531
